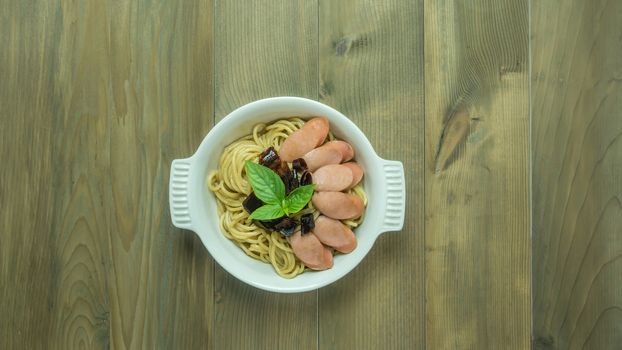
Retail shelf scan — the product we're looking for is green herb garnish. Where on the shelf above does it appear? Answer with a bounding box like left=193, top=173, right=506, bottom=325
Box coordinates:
left=283, top=185, right=315, bottom=215
left=245, top=160, right=315, bottom=220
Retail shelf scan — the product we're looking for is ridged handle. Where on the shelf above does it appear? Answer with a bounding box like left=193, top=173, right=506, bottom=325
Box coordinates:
left=169, top=158, right=193, bottom=230
left=380, top=159, right=406, bottom=233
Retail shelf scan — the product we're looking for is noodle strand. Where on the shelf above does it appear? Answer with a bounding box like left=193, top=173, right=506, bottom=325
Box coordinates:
left=207, top=118, right=366, bottom=278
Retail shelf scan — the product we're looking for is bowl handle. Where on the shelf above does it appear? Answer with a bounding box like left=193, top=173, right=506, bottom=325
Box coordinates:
left=378, top=159, right=406, bottom=234
left=169, top=157, right=194, bottom=230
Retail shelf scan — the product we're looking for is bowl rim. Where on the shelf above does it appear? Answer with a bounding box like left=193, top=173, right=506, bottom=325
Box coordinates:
left=170, top=96, right=405, bottom=292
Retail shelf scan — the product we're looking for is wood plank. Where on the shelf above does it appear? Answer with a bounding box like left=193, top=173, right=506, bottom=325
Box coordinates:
left=213, top=1, right=318, bottom=349
left=2, top=1, right=216, bottom=347
left=105, top=1, right=214, bottom=349
left=0, top=2, right=57, bottom=347
left=214, top=0, right=318, bottom=116
left=46, top=2, right=113, bottom=347
left=424, top=0, right=531, bottom=348
left=532, top=0, right=622, bottom=348
left=317, top=1, right=425, bottom=349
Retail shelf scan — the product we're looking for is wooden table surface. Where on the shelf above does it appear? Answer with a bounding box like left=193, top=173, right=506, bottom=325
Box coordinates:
left=1, top=0, right=620, bottom=349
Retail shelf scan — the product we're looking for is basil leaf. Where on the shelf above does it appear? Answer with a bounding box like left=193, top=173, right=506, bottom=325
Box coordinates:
left=283, top=184, right=315, bottom=214
left=248, top=203, right=285, bottom=220
left=245, top=160, right=285, bottom=204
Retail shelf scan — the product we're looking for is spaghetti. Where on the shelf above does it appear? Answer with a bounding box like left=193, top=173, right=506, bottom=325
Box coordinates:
left=207, top=118, right=366, bottom=278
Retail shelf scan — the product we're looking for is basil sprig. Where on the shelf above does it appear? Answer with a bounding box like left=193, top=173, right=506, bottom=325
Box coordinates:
left=245, top=160, right=314, bottom=220
left=283, top=185, right=315, bottom=215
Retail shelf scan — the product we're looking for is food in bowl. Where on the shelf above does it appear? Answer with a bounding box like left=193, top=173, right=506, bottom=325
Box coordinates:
left=169, top=96, right=405, bottom=293
left=207, top=117, right=367, bottom=278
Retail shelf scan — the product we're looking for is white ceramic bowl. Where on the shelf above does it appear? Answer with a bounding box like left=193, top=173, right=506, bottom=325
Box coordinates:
left=169, top=97, right=405, bottom=293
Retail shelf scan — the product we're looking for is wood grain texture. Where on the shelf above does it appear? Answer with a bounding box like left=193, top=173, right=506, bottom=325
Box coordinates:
left=213, top=1, right=318, bottom=349
left=0, top=1, right=58, bottom=347
left=317, top=0, right=425, bottom=349
left=1, top=0, right=214, bottom=349
left=424, top=0, right=531, bottom=349
left=5, top=0, right=622, bottom=348
left=106, top=1, right=214, bottom=349
left=47, top=1, right=113, bottom=347
left=214, top=0, right=318, bottom=117
left=532, top=0, right=622, bottom=348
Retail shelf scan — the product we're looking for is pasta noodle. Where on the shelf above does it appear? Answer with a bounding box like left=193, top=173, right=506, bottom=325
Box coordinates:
left=207, top=118, right=367, bottom=278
